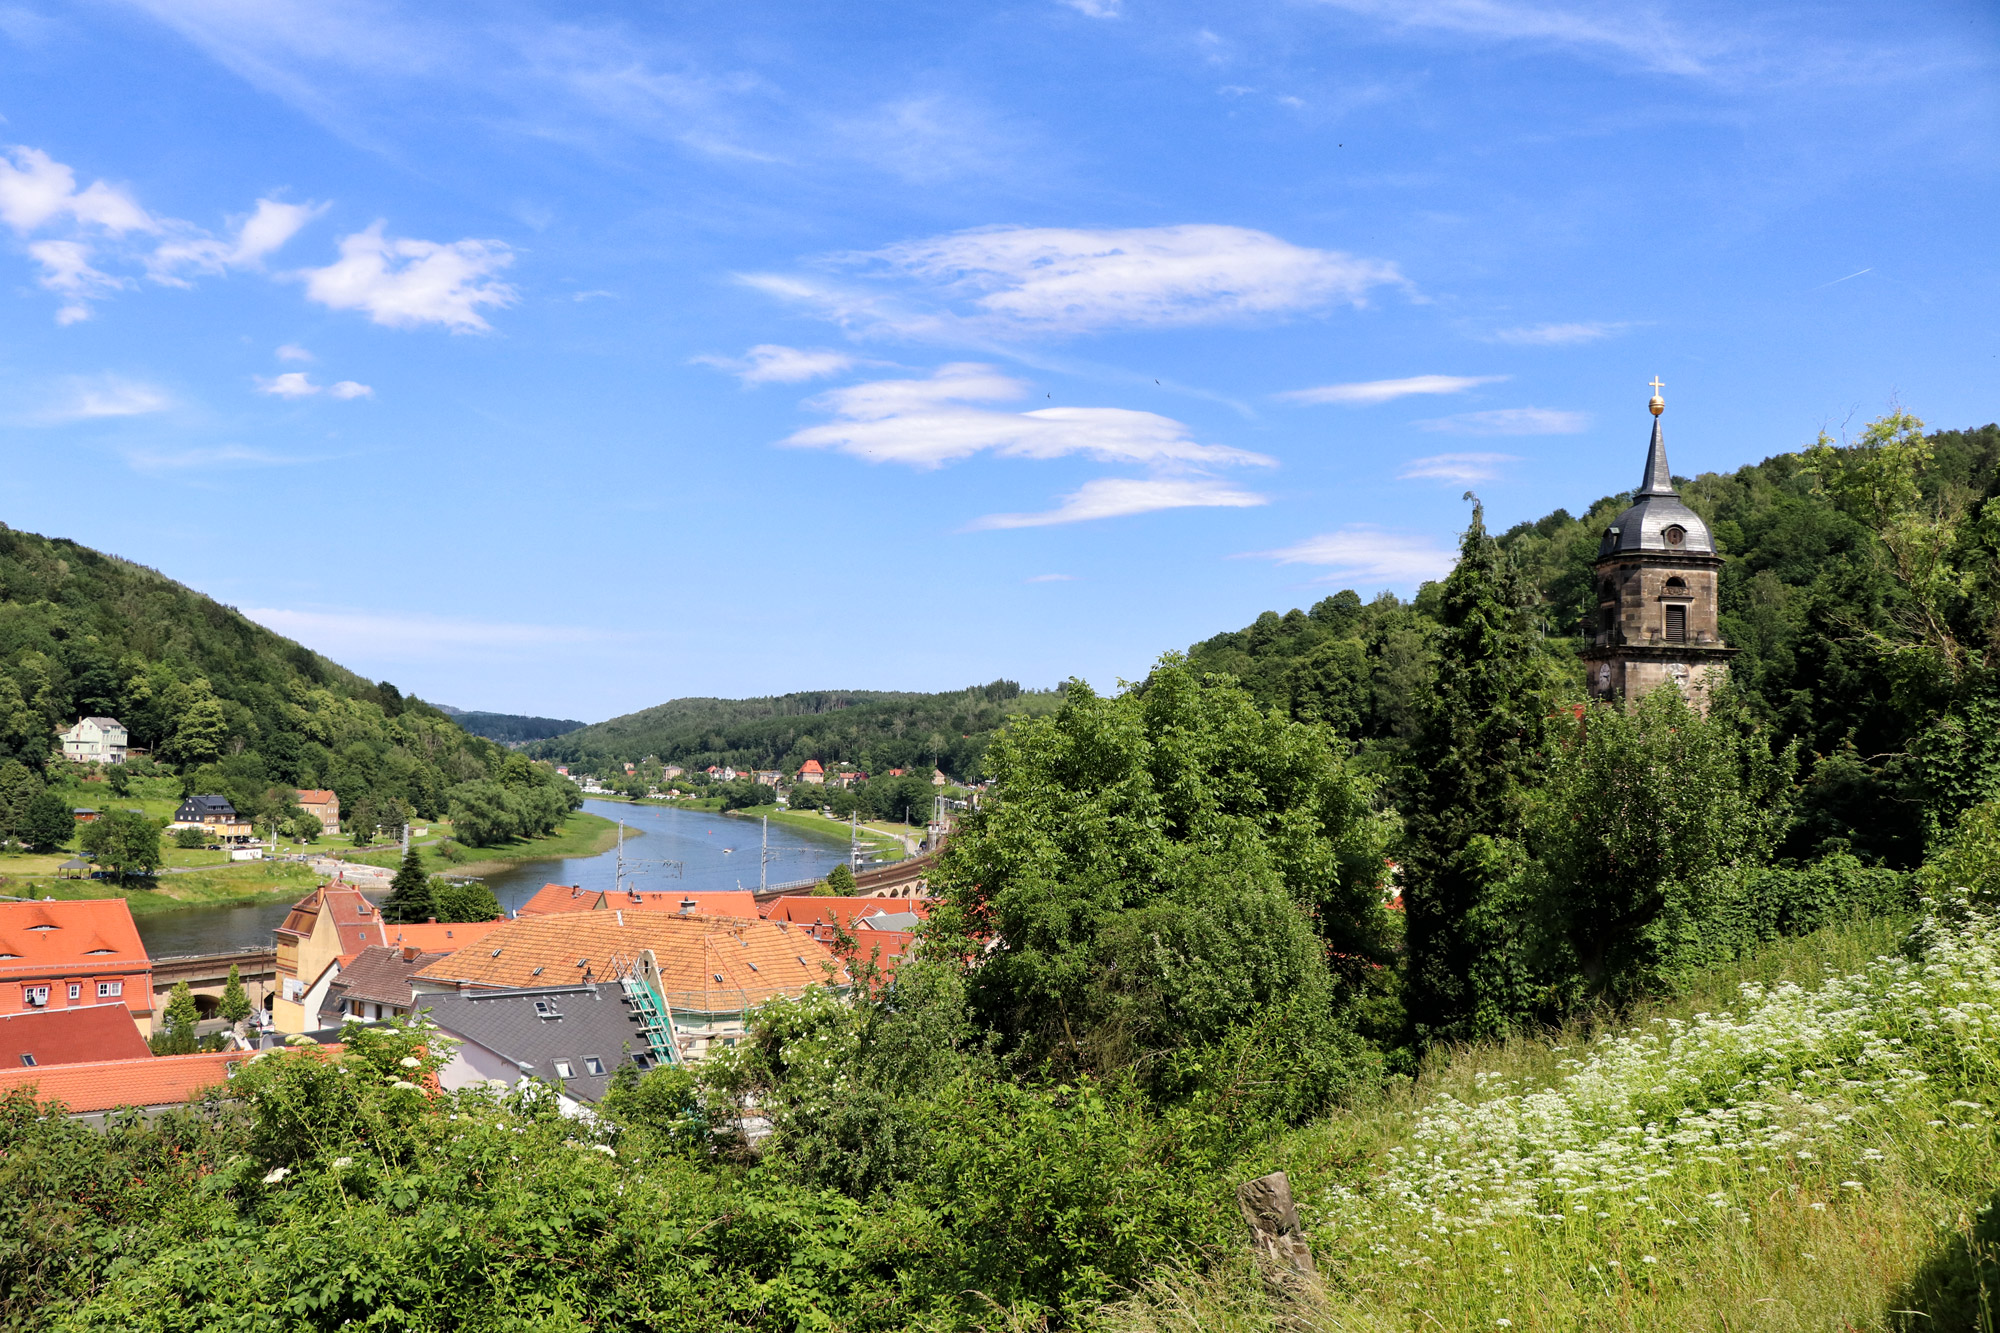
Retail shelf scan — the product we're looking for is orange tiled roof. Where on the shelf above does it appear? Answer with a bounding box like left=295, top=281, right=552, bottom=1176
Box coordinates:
left=0, top=1003, right=149, bottom=1066
left=0, top=899, right=149, bottom=982
left=384, top=920, right=504, bottom=951
left=517, top=885, right=759, bottom=920
left=295, top=790, right=338, bottom=805
left=414, top=911, right=841, bottom=1011
left=276, top=886, right=386, bottom=955
left=764, top=895, right=931, bottom=930
left=0, top=1044, right=344, bottom=1114
left=799, top=759, right=823, bottom=775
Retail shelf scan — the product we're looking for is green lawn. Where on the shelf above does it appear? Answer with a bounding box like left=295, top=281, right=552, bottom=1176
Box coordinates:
left=1, top=854, right=322, bottom=915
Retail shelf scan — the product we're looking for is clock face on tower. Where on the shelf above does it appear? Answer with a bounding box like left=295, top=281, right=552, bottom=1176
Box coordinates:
left=1663, top=524, right=1686, bottom=548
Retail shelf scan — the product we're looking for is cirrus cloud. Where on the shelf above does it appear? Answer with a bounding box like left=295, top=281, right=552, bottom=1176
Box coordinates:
left=1280, top=373, right=1506, bottom=405
left=1246, top=525, right=1456, bottom=585
left=750, top=223, right=1405, bottom=340
left=1398, top=452, right=1519, bottom=482
left=255, top=372, right=374, bottom=399
left=1415, top=406, right=1589, bottom=435
left=693, top=343, right=863, bottom=385
left=969, top=477, right=1268, bottom=530
left=782, top=363, right=1275, bottom=471
left=1489, top=321, right=1628, bottom=346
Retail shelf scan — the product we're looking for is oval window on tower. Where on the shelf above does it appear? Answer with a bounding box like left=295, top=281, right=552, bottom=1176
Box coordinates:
left=1662, top=524, right=1686, bottom=547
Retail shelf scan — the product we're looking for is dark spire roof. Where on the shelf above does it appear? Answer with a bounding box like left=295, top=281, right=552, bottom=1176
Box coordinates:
left=1637, top=416, right=1676, bottom=497
left=1599, top=405, right=1714, bottom=558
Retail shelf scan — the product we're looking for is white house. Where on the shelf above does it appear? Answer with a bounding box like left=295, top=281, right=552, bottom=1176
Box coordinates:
left=59, top=717, right=128, bottom=764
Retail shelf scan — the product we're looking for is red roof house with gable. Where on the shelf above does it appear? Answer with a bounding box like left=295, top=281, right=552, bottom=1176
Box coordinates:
left=0, top=1044, right=343, bottom=1124
left=273, top=885, right=389, bottom=1033
left=0, top=899, right=154, bottom=1036
left=0, top=1002, right=150, bottom=1068
left=798, top=759, right=825, bottom=785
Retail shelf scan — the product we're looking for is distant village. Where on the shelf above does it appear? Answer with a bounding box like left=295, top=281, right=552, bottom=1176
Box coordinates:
left=0, top=716, right=940, bottom=1125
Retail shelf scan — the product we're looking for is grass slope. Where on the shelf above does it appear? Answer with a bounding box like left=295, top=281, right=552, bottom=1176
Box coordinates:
left=1111, top=913, right=2000, bottom=1332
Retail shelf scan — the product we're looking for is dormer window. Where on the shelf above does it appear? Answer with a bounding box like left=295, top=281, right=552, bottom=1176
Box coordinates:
left=1662, top=524, right=1686, bottom=548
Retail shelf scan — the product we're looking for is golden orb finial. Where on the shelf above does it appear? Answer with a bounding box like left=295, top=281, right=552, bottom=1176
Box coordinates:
left=1648, top=375, right=1665, bottom=417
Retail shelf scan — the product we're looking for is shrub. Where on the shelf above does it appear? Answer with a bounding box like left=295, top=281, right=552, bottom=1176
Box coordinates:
left=171, top=826, right=207, bottom=849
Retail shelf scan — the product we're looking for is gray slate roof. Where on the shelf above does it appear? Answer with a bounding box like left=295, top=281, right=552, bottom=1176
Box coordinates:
left=414, top=983, right=651, bottom=1104
left=1599, top=416, right=1715, bottom=558
left=175, top=795, right=238, bottom=819
left=326, top=946, right=447, bottom=1009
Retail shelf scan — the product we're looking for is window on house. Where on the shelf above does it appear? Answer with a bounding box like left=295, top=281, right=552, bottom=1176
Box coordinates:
left=552, top=1060, right=573, bottom=1079
left=1665, top=605, right=1688, bottom=642
left=18, top=1054, right=34, bottom=1067
left=68, top=984, right=80, bottom=1000
left=583, top=1056, right=604, bottom=1075
left=97, top=981, right=122, bottom=998
left=630, top=1053, right=651, bottom=1070
left=22, top=987, right=48, bottom=1007
left=712, top=973, right=724, bottom=984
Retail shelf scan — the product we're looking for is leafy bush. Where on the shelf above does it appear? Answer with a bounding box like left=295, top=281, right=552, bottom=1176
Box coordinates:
left=171, top=825, right=207, bottom=849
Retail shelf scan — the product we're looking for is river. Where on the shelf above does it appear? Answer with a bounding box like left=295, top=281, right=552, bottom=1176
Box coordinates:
left=133, top=799, right=863, bottom=957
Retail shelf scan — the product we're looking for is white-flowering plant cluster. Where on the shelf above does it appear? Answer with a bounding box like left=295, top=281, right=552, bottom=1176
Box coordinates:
left=1299, top=904, right=2000, bottom=1310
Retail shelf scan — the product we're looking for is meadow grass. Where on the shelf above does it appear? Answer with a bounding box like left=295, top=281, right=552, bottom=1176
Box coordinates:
left=1107, top=912, right=2000, bottom=1333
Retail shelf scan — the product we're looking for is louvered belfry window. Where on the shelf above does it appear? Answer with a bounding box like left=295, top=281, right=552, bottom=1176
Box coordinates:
left=1665, top=604, right=1688, bottom=643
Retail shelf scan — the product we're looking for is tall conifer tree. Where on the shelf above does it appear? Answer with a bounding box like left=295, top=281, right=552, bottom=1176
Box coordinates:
left=1401, top=498, right=1548, bottom=1045
left=381, top=847, right=435, bottom=923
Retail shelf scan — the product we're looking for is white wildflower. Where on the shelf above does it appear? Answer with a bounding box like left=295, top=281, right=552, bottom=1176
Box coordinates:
left=399, top=1057, right=421, bottom=1069
left=391, top=1079, right=419, bottom=1091
left=331, top=1157, right=354, bottom=1169
left=262, top=1166, right=290, bottom=1184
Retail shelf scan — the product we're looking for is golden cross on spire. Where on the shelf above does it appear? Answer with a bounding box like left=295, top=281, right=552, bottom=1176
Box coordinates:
left=1648, top=376, right=1664, bottom=396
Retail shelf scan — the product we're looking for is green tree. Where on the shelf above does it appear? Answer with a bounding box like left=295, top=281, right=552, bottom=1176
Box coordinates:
left=1527, top=686, right=1798, bottom=999
left=286, top=811, right=323, bottom=843
left=1400, top=499, right=1551, bottom=1046
left=0, top=759, right=41, bottom=842
left=105, top=766, right=130, bottom=798
left=150, top=981, right=200, bottom=1055
left=172, top=825, right=208, bottom=849
left=821, top=862, right=855, bottom=895
left=218, top=963, right=253, bottom=1028
left=77, top=809, right=162, bottom=881
left=431, top=877, right=501, bottom=922
left=160, top=679, right=227, bottom=768
left=19, top=791, right=75, bottom=853
left=381, top=848, right=434, bottom=924
left=926, top=655, right=1390, bottom=1093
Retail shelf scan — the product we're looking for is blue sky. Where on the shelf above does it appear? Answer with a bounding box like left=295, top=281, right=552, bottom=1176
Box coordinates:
left=2, top=0, right=1995, bottom=720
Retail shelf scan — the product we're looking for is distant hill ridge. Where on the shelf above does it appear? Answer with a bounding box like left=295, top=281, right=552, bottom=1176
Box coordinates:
left=527, top=682, right=1060, bottom=781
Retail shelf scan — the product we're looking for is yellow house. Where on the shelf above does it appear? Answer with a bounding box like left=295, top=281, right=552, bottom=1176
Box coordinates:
left=272, top=885, right=388, bottom=1033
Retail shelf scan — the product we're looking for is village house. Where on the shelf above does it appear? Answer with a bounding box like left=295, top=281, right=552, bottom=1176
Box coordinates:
left=58, top=717, right=128, bottom=764
left=412, top=910, right=843, bottom=1062
left=0, top=899, right=154, bottom=1037
left=272, top=885, right=504, bottom=1033
left=294, top=789, right=341, bottom=835
left=0, top=1045, right=338, bottom=1128
left=797, top=759, right=825, bottom=785
left=324, top=945, right=447, bottom=1023
left=515, top=884, right=760, bottom=920
left=1, top=1001, right=151, bottom=1068
left=418, top=983, right=662, bottom=1114
left=170, top=795, right=256, bottom=844
left=762, top=895, right=930, bottom=975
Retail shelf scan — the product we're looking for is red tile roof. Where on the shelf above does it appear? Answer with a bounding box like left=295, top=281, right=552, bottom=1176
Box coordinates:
left=0, top=899, right=148, bottom=983
left=414, top=911, right=841, bottom=1011
left=799, top=759, right=823, bottom=775
left=0, top=1044, right=344, bottom=1114
left=516, top=885, right=759, bottom=921
left=384, top=920, right=504, bottom=952
left=275, top=886, right=385, bottom=956
left=0, top=1003, right=149, bottom=1067
left=295, top=790, right=338, bottom=805
left=764, top=896, right=931, bottom=929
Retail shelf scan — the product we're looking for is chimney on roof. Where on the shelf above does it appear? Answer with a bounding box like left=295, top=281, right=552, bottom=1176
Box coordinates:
left=402, top=945, right=419, bottom=962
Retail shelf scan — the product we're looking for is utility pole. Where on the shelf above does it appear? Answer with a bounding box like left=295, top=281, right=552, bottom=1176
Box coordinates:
left=849, top=811, right=859, bottom=870
left=760, top=815, right=769, bottom=894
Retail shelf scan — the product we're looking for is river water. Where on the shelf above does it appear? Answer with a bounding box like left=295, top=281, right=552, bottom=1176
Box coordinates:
left=133, top=800, right=862, bottom=957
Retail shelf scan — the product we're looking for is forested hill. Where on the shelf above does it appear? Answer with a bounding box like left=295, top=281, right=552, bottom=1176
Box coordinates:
left=1188, top=420, right=2000, bottom=867
left=446, top=710, right=587, bottom=745
left=526, top=682, right=1062, bottom=780
left=0, top=523, right=573, bottom=837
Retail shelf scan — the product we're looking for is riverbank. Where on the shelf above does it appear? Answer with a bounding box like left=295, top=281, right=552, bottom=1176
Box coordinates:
left=427, top=810, right=630, bottom=878
left=2, top=856, right=322, bottom=915
left=725, top=806, right=912, bottom=860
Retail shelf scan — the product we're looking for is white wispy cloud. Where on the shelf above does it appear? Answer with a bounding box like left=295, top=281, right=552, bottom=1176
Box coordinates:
left=1307, top=0, right=1711, bottom=76
left=276, top=343, right=314, bottom=362
left=970, top=477, right=1269, bottom=530
left=1489, top=321, right=1628, bottom=346
left=1060, top=0, right=1122, bottom=15
left=1247, top=525, right=1457, bottom=584
left=124, top=444, right=316, bottom=473
left=1025, top=573, right=1077, bottom=582
left=1415, top=407, right=1589, bottom=435
left=753, top=223, right=1405, bottom=340
left=296, top=222, right=515, bottom=332
left=255, top=372, right=373, bottom=399
left=1280, top=373, right=1506, bottom=405
left=0, top=146, right=154, bottom=235
left=243, top=607, right=621, bottom=663
left=35, top=374, right=171, bottom=422
left=783, top=363, right=1276, bottom=471
left=1398, top=452, right=1520, bottom=482
left=151, top=197, right=323, bottom=283
left=693, top=344, right=861, bottom=386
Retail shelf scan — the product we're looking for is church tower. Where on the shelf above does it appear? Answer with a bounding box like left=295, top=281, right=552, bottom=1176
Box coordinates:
left=1581, top=382, right=1735, bottom=711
